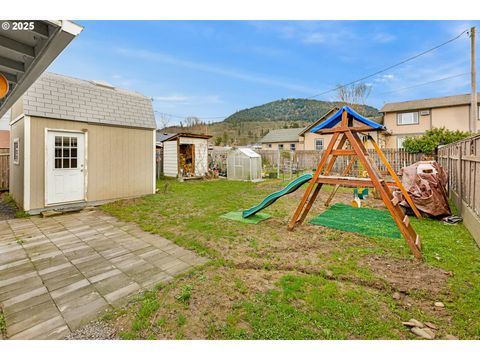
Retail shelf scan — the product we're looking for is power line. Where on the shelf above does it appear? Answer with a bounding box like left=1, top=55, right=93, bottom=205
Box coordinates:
left=154, top=110, right=227, bottom=120
left=153, top=29, right=469, bottom=120
left=375, top=72, right=468, bottom=96
left=307, top=29, right=469, bottom=99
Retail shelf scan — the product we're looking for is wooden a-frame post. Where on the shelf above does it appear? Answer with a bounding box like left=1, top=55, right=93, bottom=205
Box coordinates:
left=288, top=107, right=423, bottom=260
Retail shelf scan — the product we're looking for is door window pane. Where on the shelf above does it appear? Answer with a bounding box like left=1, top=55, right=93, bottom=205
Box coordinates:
left=53, top=135, right=80, bottom=169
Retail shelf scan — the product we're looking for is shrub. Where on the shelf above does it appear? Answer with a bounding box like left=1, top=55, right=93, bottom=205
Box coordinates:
left=402, top=127, right=472, bottom=154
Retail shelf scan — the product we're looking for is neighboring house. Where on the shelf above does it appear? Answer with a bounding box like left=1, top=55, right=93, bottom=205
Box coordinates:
left=259, top=127, right=305, bottom=151
left=9, top=72, right=156, bottom=214
left=259, top=107, right=383, bottom=150
left=0, top=130, right=9, bottom=152
left=260, top=108, right=339, bottom=151
left=158, top=132, right=211, bottom=178
left=380, top=93, right=480, bottom=149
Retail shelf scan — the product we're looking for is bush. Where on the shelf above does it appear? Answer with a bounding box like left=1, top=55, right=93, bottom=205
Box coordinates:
left=402, top=127, right=472, bottom=154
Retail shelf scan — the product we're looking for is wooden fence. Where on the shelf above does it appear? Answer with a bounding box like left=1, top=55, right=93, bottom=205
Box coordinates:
left=438, top=134, right=480, bottom=243
left=155, top=148, right=163, bottom=179
left=209, top=148, right=425, bottom=179
left=0, top=150, right=9, bottom=191
left=257, top=149, right=425, bottom=176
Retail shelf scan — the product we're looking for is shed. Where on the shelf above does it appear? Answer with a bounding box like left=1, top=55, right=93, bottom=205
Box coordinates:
left=9, top=72, right=156, bottom=214
left=227, top=148, right=262, bottom=182
left=159, top=132, right=212, bottom=178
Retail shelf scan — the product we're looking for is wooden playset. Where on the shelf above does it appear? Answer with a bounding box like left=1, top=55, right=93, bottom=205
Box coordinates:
left=288, top=106, right=423, bottom=259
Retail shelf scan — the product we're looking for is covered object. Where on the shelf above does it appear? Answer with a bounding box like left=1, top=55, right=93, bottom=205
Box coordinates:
left=399, top=161, right=451, bottom=217
left=227, top=148, right=262, bottom=181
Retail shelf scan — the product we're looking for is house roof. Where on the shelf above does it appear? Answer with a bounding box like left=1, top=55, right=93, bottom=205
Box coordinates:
left=156, top=132, right=212, bottom=143
left=298, top=107, right=339, bottom=136
left=380, top=93, right=480, bottom=113
left=310, top=106, right=385, bottom=132
left=259, top=127, right=304, bottom=143
left=21, top=72, right=156, bottom=129
left=156, top=132, right=177, bottom=143
left=0, top=130, right=9, bottom=148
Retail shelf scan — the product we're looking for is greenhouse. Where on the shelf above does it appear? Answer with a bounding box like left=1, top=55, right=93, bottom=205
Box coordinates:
left=227, top=148, right=262, bottom=182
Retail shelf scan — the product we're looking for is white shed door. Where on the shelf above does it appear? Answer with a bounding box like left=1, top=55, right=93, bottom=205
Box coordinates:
left=46, top=131, right=85, bottom=205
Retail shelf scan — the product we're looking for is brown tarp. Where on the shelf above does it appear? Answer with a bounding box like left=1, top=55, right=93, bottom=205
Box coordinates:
left=399, top=161, right=451, bottom=217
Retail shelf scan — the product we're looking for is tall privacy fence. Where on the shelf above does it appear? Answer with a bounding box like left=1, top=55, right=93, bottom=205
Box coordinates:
left=438, top=134, right=480, bottom=242
left=0, top=149, right=9, bottom=191
left=209, top=148, right=426, bottom=179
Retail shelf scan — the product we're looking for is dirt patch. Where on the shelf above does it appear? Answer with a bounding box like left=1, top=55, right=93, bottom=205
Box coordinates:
left=113, top=266, right=286, bottom=339
left=361, top=254, right=451, bottom=296
left=0, top=192, right=17, bottom=221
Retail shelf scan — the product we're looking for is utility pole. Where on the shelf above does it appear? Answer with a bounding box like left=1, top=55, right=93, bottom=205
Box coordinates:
left=470, top=26, right=477, bottom=133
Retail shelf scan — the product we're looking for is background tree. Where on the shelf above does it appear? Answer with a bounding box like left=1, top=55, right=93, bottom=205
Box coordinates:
left=156, top=113, right=171, bottom=130
left=336, top=82, right=372, bottom=114
left=222, top=131, right=230, bottom=146
left=402, top=127, right=472, bottom=154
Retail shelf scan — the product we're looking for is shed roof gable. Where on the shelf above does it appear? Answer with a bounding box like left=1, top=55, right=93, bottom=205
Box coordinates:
left=22, top=72, right=156, bottom=129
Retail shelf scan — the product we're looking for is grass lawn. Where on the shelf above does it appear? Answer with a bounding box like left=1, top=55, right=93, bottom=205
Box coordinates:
left=101, top=178, right=480, bottom=340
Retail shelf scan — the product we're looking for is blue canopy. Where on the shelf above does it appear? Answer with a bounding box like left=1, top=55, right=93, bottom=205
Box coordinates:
left=310, top=106, right=385, bottom=133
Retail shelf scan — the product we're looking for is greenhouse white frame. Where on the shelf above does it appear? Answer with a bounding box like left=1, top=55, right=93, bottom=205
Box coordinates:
left=227, top=148, right=263, bottom=182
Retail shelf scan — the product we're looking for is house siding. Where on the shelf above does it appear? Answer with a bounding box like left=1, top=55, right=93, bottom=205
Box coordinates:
left=28, top=116, right=154, bottom=211
left=383, top=104, right=477, bottom=148
left=261, top=141, right=303, bottom=150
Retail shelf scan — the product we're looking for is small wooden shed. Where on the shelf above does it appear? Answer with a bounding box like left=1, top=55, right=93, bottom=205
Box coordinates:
left=159, top=132, right=211, bottom=179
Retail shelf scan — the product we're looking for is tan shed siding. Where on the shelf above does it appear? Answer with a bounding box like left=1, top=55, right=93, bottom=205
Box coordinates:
left=10, top=98, right=24, bottom=122
left=431, top=105, right=470, bottom=131
left=28, top=116, right=154, bottom=211
left=163, top=140, right=178, bottom=177
left=179, top=137, right=208, bottom=176
left=9, top=118, right=24, bottom=208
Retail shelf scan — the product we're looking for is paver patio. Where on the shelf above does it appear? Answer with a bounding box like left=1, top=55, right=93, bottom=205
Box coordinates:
left=0, top=208, right=207, bottom=339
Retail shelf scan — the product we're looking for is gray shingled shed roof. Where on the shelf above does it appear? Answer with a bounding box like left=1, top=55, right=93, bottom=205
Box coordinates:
left=22, top=72, right=156, bottom=129
left=380, top=93, right=480, bottom=113
left=260, top=127, right=305, bottom=143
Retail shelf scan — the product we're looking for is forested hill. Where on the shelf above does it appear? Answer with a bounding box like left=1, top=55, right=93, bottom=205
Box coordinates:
left=224, top=98, right=380, bottom=123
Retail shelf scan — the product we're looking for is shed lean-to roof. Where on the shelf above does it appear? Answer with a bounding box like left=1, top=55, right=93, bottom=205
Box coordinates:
left=380, top=93, right=480, bottom=113
left=156, top=132, right=212, bottom=144
left=21, top=72, right=156, bottom=129
left=259, top=127, right=304, bottom=143
left=310, top=106, right=385, bottom=133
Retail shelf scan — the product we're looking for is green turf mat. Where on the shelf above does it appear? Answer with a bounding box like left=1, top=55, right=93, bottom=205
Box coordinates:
left=309, top=203, right=401, bottom=239
left=221, top=211, right=272, bottom=224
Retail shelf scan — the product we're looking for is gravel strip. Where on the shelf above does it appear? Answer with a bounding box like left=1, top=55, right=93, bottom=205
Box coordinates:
left=65, top=321, right=119, bottom=340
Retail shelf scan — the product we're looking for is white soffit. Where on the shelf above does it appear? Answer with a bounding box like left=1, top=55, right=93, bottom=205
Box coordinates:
left=0, top=20, right=83, bottom=118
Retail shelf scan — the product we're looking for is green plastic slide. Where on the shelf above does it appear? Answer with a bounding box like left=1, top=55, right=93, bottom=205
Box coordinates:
left=242, top=173, right=313, bottom=218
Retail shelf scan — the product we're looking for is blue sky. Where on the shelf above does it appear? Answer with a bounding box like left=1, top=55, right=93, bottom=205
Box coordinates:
left=47, top=20, right=480, bottom=126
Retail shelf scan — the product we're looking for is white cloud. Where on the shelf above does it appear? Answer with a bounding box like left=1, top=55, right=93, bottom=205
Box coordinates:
left=302, top=32, right=327, bottom=44
left=372, top=32, right=396, bottom=44
left=154, top=94, right=222, bottom=105
left=154, top=95, right=190, bottom=102
left=114, top=47, right=316, bottom=94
